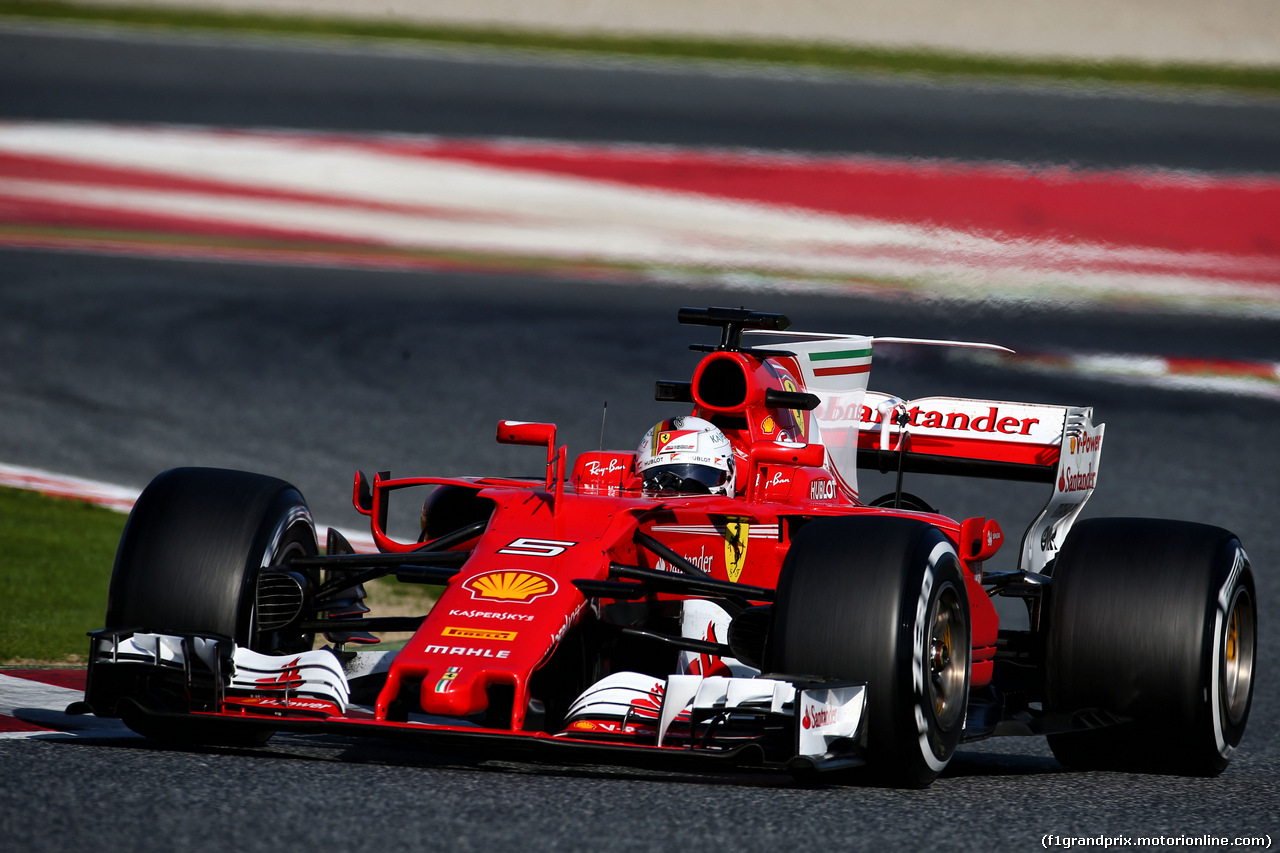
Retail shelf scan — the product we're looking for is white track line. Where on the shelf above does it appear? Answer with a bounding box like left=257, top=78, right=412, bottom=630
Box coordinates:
left=2, top=122, right=1277, bottom=315
left=0, top=674, right=134, bottom=740
left=951, top=351, right=1280, bottom=401
left=0, top=462, right=378, bottom=551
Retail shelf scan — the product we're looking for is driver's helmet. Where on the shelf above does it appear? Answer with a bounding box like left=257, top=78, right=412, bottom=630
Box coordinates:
left=636, top=416, right=735, bottom=496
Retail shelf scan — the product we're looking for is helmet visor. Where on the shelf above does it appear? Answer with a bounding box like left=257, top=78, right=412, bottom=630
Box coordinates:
left=642, top=463, right=730, bottom=494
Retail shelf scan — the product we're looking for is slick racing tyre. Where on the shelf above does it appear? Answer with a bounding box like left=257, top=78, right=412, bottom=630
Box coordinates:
left=1044, top=518, right=1255, bottom=776
left=103, top=467, right=320, bottom=745
left=767, top=516, right=970, bottom=788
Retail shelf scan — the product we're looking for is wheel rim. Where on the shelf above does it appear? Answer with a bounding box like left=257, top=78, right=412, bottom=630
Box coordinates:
left=1221, top=586, right=1255, bottom=727
left=928, top=583, right=967, bottom=730
left=249, top=504, right=317, bottom=653
left=252, top=537, right=314, bottom=653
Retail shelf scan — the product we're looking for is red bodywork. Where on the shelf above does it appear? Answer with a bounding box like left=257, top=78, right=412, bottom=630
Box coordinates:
left=351, top=344, right=1013, bottom=730
left=84, top=310, right=1110, bottom=773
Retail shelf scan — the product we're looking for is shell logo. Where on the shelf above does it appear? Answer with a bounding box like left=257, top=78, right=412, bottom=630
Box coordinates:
left=463, top=570, right=558, bottom=603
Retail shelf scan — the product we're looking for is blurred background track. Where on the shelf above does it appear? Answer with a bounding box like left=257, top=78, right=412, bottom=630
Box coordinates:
left=2, top=21, right=1279, bottom=314
left=21, top=0, right=1280, bottom=66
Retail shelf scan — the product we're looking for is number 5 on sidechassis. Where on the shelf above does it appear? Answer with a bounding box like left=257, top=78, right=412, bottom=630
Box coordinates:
left=84, top=307, right=1256, bottom=787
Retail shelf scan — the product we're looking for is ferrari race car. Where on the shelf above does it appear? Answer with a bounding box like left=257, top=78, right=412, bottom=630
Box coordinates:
left=83, top=307, right=1256, bottom=787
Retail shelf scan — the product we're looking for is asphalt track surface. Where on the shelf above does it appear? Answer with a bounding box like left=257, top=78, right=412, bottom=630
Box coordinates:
left=2, top=23, right=1279, bottom=853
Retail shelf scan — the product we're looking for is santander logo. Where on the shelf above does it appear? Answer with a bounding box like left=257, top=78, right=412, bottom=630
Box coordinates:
left=1059, top=465, right=1097, bottom=493
left=801, top=703, right=839, bottom=729
left=851, top=404, right=1042, bottom=436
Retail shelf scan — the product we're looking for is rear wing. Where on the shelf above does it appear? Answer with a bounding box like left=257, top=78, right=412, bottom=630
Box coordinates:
left=760, top=346, right=1103, bottom=575
left=856, top=392, right=1068, bottom=483
left=744, top=324, right=1103, bottom=574
left=850, top=392, right=1105, bottom=574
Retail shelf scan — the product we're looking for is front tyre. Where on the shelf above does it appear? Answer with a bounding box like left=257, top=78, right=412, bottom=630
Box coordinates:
left=99, top=467, right=319, bottom=743
left=1044, top=518, right=1256, bottom=776
left=767, top=516, right=971, bottom=788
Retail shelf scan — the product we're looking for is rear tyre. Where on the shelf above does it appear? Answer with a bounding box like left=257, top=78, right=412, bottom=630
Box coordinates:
left=103, top=467, right=319, bottom=744
left=1044, top=518, right=1255, bottom=776
left=767, top=517, right=970, bottom=788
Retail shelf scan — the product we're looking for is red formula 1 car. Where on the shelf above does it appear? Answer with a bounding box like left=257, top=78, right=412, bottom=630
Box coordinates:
left=84, top=307, right=1256, bottom=786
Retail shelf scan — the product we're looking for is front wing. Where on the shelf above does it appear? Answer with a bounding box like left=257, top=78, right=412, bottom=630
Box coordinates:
left=85, top=631, right=867, bottom=773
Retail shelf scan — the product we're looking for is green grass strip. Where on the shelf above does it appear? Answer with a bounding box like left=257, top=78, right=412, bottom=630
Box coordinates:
left=0, top=483, right=440, bottom=663
left=2, top=0, right=1278, bottom=94
left=0, top=486, right=124, bottom=664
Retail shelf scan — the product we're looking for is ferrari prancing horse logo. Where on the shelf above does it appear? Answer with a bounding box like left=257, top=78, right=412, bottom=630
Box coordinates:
left=782, top=376, right=806, bottom=441
left=723, top=519, right=749, bottom=583
left=655, top=429, right=697, bottom=454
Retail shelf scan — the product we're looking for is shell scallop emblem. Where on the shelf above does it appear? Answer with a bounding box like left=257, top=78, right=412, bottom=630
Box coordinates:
left=463, top=570, right=558, bottom=603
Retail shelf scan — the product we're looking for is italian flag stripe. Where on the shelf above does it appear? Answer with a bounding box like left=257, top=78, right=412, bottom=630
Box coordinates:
left=808, top=347, right=872, bottom=376
left=813, top=363, right=872, bottom=376
left=809, top=348, right=873, bottom=361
